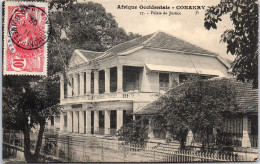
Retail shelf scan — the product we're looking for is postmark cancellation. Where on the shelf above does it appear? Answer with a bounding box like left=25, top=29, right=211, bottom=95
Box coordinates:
left=4, top=1, right=49, bottom=76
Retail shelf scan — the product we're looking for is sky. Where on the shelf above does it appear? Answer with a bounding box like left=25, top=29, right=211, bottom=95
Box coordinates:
left=81, top=0, right=236, bottom=60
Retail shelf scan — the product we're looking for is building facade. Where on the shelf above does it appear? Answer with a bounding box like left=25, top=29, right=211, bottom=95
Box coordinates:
left=134, top=78, right=258, bottom=148
left=51, top=32, right=231, bottom=136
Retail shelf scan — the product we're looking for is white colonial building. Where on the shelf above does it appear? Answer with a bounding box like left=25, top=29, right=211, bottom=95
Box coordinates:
left=51, top=32, right=231, bottom=136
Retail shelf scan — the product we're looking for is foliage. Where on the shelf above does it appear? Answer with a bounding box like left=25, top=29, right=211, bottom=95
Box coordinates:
left=117, top=118, right=149, bottom=147
left=48, top=2, right=141, bottom=75
left=3, top=0, right=141, bottom=162
left=204, top=0, right=258, bottom=88
left=151, top=76, right=238, bottom=149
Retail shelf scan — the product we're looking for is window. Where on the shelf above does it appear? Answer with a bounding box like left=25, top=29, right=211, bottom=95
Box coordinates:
left=159, top=73, right=169, bottom=91
left=123, top=66, right=142, bottom=92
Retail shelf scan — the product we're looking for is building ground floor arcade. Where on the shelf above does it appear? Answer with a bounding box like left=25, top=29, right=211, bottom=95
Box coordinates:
left=49, top=101, right=133, bottom=136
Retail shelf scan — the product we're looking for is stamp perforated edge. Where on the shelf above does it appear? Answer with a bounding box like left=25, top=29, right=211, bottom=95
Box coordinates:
left=3, top=1, right=49, bottom=76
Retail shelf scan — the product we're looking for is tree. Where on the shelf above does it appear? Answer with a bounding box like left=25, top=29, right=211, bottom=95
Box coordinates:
left=3, top=1, right=141, bottom=162
left=117, top=118, right=149, bottom=147
left=151, top=77, right=238, bottom=150
left=48, top=2, right=141, bottom=75
left=204, top=0, right=258, bottom=88
left=3, top=76, right=60, bottom=162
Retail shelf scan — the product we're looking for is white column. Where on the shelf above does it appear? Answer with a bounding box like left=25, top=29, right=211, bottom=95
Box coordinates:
left=59, top=112, right=64, bottom=132
left=86, top=111, right=91, bottom=133
left=86, top=70, right=91, bottom=94
left=105, top=68, right=110, bottom=93
left=67, top=75, right=72, bottom=97
left=242, top=115, right=251, bottom=147
left=94, top=111, right=99, bottom=133
left=117, top=109, right=123, bottom=131
left=67, top=111, right=72, bottom=132
left=73, top=111, right=79, bottom=133
left=148, top=118, right=154, bottom=139
left=117, top=65, right=123, bottom=92
left=105, top=110, right=111, bottom=135
left=73, top=74, right=79, bottom=96
left=169, top=73, right=179, bottom=88
left=79, top=111, right=84, bottom=133
left=60, top=75, right=64, bottom=100
left=94, top=71, right=99, bottom=94
left=79, top=72, right=84, bottom=96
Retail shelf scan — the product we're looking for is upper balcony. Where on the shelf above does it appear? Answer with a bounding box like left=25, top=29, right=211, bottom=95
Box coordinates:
left=60, top=91, right=159, bottom=105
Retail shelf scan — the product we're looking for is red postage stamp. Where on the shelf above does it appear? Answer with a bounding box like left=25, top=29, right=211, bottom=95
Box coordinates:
left=4, top=1, right=49, bottom=76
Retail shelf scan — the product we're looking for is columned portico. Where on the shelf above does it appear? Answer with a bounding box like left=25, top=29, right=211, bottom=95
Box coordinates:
left=105, top=110, right=111, bottom=135
left=117, top=66, right=123, bottom=92
left=117, top=109, right=123, bottom=131
left=105, top=68, right=110, bottom=93
left=242, top=115, right=251, bottom=147
left=73, top=111, right=79, bottom=133
left=67, top=75, right=72, bottom=97
left=60, top=112, right=64, bottom=132
left=60, top=75, right=64, bottom=100
left=67, top=111, right=73, bottom=132
left=73, top=74, right=79, bottom=96
left=94, top=111, right=99, bottom=133
left=86, top=70, right=91, bottom=94
left=79, top=111, right=84, bottom=133
left=79, top=72, right=84, bottom=96
left=94, top=71, right=99, bottom=94
left=86, top=110, right=91, bottom=133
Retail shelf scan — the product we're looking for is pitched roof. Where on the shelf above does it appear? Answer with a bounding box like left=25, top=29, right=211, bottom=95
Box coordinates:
left=75, top=32, right=219, bottom=61
left=77, top=50, right=104, bottom=60
left=134, top=78, right=258, bottom=115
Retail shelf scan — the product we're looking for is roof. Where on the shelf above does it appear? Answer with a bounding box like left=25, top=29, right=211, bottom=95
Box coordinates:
left=134, top=78, right=258, bottom=115
left=77, top=50, right=104, bottom=61
left=75, top=31, right=221, bottom=61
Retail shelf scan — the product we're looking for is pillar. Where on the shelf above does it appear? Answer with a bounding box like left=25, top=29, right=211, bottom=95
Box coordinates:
left=117, top=109, right=123, bottom=131
left=105, top=110, right=111, bottom=135
left=117, top=65, right=123, bottom=92
left=59, top=112, right=64, bottom=132
left=79, top=111, right=84, bottom=133
left=105, top=68, right=110, bottom=93
left=94, top=71, right=99, bottom=94
left=86, top=70, right=91, bottom=94
left=67, top=111, right=72, bottom=132
left=67, top=75, right=72, bottom=97
left=86, top=111, right=91, bottom=133
left=148, top=118, right=154, bottom=139
left=242, top=115, right=251, bottom=147
left=79, top=72, right=84, bottom=96
left=73, top=73, right=79, bottom=96
left=60, top=75, right=64, bottom=100
left=169, top=73, right=179, bottom=88
left=73, top=111, right=79, bottom=133
left=94, top=111, right=99, bottom=133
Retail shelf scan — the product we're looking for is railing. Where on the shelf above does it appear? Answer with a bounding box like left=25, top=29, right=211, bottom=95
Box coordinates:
left=3, top=130, right=251, bottom=162
left=250, top=135, right=258, bottom=148
left=60, top=92, right=158, bottom=104
left=98, top=128, right=104, bottom=135
left=109, top=128, right=117, bottom=136
left=217, top=133, right=243, bottom=147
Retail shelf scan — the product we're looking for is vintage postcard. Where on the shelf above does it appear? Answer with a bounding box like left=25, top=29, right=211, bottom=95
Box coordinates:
left=3, top=1, right=48, bottom=76
left=2, top=0, right=258, bottom=163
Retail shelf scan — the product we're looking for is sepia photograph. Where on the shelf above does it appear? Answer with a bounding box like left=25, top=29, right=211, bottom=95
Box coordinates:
left=2, top=0, right=258, bottom=163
